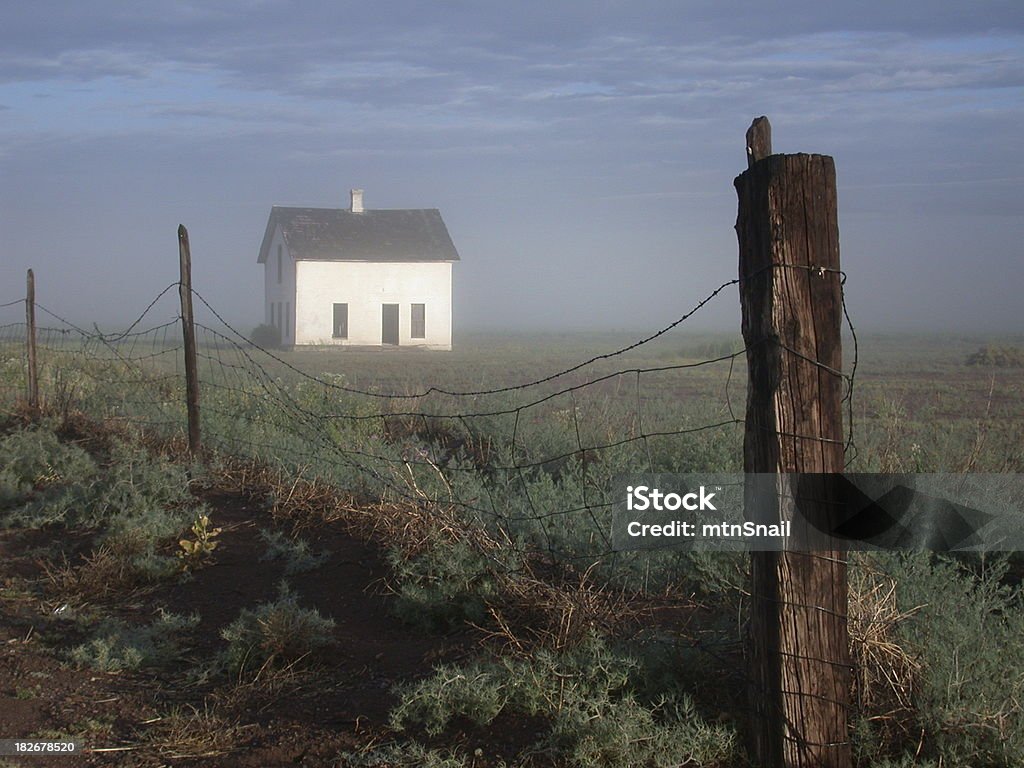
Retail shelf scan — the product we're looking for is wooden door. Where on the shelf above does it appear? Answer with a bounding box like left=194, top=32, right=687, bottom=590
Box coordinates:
left=382, top=304, right=399, bottom=345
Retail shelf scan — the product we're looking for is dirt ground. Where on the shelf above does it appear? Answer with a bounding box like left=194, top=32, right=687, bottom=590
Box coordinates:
left=0, top=486, right=486, bottom=767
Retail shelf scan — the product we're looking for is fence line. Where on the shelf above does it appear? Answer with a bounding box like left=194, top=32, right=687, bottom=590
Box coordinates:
left=1, top=269, right=783, bottom=545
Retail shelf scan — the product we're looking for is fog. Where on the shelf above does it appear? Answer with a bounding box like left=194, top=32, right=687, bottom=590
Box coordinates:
left=1, top=1, right=1021, bottom=335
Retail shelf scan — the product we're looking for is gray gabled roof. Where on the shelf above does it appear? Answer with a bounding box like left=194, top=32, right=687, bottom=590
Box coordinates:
left=257, top=206, right=460, bottom=264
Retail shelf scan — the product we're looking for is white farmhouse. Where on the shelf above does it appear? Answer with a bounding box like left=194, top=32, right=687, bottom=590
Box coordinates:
left=257, top=189, right=459, bottom=349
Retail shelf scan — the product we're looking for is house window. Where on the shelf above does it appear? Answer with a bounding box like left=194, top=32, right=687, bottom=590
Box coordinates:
left=284, top=302, right=290, bottom=338
left=277, top=245, right=283, bottom=283
left=333, top=303, right=348, bottom=339
left=411, top=304, right=425, bottom=339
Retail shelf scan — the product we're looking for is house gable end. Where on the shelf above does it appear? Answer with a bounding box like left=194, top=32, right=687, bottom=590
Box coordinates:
left=257, top=209, right=280, bottom=264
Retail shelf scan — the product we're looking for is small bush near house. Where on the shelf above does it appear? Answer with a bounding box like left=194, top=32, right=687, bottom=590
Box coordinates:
left=250, top=324, right=281, bottom=349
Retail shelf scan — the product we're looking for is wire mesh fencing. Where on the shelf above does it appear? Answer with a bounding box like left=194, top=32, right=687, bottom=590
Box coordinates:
left=0, top=277, right=797, bottom=587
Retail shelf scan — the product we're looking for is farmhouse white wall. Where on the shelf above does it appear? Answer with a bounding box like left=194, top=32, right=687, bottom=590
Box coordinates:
left=294, top=260, right=453, bottom=349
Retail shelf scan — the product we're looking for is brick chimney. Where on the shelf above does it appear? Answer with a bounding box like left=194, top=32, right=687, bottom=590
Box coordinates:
left=350, top=188, right=364, bottom=213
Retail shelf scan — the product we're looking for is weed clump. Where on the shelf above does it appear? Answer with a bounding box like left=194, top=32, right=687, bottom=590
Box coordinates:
left=45, top=531, right=179, bottom=599
left=1, top=426, right=192, bottom=534
left=2, top=424, right=207, bottom=614
left=220, top=582, right=335, bottom=678
left=849, top=552, right=1024, bottom=766
left=69, top=609, right=198, bottom=672
left=391, top=634, right=740, bottom=767
left=388, top=531, right=509, bottom=632
left=0, top=425, right=97, bottom=514
left=2, top=424, right=205, bottom=600
left=258, top=528, right=329, bottom=574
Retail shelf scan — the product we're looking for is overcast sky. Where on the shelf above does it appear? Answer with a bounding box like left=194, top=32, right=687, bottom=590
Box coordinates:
left=1, top=1, right=1021, bottom=334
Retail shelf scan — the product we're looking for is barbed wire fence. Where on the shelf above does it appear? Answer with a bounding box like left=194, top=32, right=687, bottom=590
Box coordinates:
left=0, top=119, right=873, bottom=767
left=0, top=258, right=860, bottom=748
left=0, top=268, right=780, bottom=566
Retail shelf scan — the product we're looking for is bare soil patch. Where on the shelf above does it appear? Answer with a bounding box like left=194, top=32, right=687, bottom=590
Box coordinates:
left=0, top=485, right=477, bottom=767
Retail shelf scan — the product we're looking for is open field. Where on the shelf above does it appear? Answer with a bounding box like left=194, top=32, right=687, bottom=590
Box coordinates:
left=252, top=330, right=1024, bottom=473
left=1, top=327, right=1023, bottom=766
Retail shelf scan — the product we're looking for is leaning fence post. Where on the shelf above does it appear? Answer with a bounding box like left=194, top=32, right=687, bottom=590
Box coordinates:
left=26, top=269, right=39, bottom=412
left=178, top=225, right=201, bottom=457
left=735, top=117, right=851, bottom=767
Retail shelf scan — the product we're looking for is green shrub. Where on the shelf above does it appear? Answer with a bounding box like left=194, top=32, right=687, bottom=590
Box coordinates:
left=0, top=426, right=98, bottom=514
left=391, top=634, right=740, bottom=767
left=852, top=552, right=1024, bottom=766
left=340, top=743, right=471, bottom=768
left=258, top=528, right=329, bottom=574
left=388, top=532, right=511, bottom=631
left=125, top=543, right=182, bottom=582
left=220, top=582, right=335, bottom=677
left=86, top=439, right=191, bottom=534
left=69, top=609, right=198, bottom=672
left=2, top=429, right=193, bottom=538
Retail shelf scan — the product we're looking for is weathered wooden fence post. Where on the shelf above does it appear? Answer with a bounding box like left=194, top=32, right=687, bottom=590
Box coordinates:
left=26, top=269, right=39, bottom=412
left=178, top=225, right=201, bottom=456
left=735, top=117, right=851, bottom=767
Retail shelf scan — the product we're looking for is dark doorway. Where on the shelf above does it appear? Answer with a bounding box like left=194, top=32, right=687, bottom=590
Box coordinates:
left=332, top=303, right=348, bottom=339
left=382, top=304, right=399, bottom=345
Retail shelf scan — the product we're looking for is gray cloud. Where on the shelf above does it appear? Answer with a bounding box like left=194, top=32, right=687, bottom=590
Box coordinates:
left=0, top=1, right=1021, bottom=333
